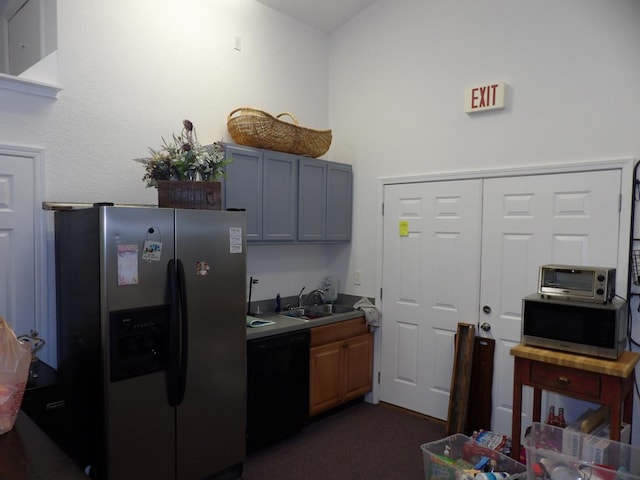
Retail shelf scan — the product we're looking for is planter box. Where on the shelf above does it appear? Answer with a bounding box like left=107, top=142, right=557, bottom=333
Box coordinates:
left=157, top=180, right=221, bottom=210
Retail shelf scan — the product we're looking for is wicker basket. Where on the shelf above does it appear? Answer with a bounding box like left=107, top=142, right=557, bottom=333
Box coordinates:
left=227, top=107, right=332, bottom=158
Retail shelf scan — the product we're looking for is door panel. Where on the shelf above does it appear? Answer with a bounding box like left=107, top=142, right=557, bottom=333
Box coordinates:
left=174, top=210, right=246, bottom=479
left=0, top=154, right=35, bottom=335
left=103, top=207, right=176, bottom=480
left=380, top=180, right=482, bottom=418
left=480, top=170, right=622, bottom=439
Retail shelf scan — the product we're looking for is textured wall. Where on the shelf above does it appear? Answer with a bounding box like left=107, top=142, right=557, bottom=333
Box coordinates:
left=327, top=0, right=640, bottom=444
left=0, top=0, right=331, bottom=364
left=328, top=0, right=640, bottom=298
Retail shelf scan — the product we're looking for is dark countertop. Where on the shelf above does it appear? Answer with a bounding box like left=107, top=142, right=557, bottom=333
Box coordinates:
left=0, top=413, right=86, bottom=480
left=246, top=309, right=366, bottom=340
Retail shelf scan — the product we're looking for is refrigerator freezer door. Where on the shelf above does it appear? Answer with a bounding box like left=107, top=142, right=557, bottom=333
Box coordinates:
left=174, top=209, right=247, bottom=479
left=102, top=207, right=177, bottom=480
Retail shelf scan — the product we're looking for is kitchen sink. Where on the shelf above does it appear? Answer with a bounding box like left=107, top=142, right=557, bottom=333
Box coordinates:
left=279, top=304, right=356, bottom=321
left=308, top=304, right=356, bottom=315
left=280, top=307, right=331, bottom=321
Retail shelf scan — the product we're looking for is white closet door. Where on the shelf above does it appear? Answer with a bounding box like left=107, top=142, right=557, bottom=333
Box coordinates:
left=0, top=154, right=36, bottom=334
left=480, top=170, right=622, bottom=439
left=380, top=180, right=482, bottom=419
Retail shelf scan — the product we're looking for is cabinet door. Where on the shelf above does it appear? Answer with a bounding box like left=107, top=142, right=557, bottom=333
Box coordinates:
left=327, top=162, right=352, bottom=241
left=224, top=145, right=262, bottom=240
left=298, top=158, right=327, bottom=241
left=263, top=151, right=297, bottom=241
left=309, top=341, right=342, bottom=416
left=343, top=332, right=373, bottom=401
left=8, top=0, right=42, bottom=76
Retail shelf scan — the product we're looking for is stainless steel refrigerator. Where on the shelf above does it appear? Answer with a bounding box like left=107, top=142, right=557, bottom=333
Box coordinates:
left=54, top=206, right=247, bottom=480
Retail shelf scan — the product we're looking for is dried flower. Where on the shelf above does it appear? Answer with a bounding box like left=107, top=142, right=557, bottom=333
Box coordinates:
left=134, top=120, right=232, bottom=188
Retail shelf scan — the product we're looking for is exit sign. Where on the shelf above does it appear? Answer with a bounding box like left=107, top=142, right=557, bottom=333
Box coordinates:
left=464, top=82, right=506, bottom=113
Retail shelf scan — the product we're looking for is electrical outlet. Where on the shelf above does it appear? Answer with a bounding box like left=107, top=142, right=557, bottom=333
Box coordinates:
left=233, top=35, right=242, bottom=51
left=354, top=270, right=362, bottom=285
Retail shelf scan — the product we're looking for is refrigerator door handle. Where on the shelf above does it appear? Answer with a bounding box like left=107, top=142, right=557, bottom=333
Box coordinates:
left=175, top=258, right=189, bottom=405
left=167, top=259, right=180, bottom=406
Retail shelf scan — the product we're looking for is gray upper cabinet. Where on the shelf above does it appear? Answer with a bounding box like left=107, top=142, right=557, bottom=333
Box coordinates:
left=298, top=158, right=327, bottom=242
left=326, top=162, right=353, bottom=242
left=224, top=145, right=263, bottom=241
left=224, top=145, right=297, bottom=242
left=262, top=150, right=298, bottom=242
left=224, top=144, right=351, bottom=243
left=298, top=158, right=353, bottom=242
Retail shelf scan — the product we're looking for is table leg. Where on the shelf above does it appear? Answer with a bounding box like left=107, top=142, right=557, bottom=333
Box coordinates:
left=533, top=387, right=542, bottom=423
left=610, top=380, right=622, bottom=442
left=511, top=357, right=523, bottom=460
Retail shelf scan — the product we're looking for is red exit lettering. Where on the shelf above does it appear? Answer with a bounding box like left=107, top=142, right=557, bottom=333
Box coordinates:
left=471, top=84, right=499, bottom=109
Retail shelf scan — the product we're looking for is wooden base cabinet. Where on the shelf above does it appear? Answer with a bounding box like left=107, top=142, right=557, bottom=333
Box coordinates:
left=309, top=317, right=373, bottom=416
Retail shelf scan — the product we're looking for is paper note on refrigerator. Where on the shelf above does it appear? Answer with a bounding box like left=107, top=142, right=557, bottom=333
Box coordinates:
left=229, top=227, right=242, bottom=254
left=117, top=244, right=139, bottom=285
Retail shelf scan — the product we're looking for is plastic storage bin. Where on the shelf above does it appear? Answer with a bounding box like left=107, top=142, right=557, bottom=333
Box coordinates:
left=422, top=434, right=527, bottom=480
left=524, top=422, right=640, bottom=480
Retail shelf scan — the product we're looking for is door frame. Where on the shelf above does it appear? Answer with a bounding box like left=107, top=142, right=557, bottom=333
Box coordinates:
left=0, top=143, right=48, bottom=362
left=370, top=157, right=635, bottom=406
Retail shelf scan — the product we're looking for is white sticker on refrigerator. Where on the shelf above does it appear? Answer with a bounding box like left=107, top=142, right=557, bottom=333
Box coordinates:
left=117, top=244, right=139, bottom=285
left=142, top=240, right=162, bottom=262
left=229, top=227, right=242, bottom=254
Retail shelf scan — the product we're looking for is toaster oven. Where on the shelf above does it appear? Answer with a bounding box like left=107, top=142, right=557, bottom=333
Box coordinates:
left=538, top=264, right=615, bottom=304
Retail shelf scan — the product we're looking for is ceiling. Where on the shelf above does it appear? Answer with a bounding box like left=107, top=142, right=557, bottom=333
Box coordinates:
left=254, top=0, right=377, bottom=33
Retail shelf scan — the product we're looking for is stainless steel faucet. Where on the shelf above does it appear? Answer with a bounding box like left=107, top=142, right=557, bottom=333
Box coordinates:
left=297, top=286, right=306, bottom=308
left=303, top=288, right=325, bottom=306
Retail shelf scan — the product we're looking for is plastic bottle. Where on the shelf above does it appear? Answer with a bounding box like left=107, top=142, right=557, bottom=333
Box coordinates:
left=275, top=294, right=281, bottom=313
left=475, top=473, right=510, bottom=480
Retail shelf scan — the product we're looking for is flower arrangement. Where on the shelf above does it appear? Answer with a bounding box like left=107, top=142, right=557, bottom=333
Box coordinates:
left=135, top=120, right=231, bottom=188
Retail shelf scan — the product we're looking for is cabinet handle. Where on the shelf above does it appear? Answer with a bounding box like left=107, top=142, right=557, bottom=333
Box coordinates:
left=343, top=342, right=348, bottom=349
left=557, top=376, right=570, bottom=385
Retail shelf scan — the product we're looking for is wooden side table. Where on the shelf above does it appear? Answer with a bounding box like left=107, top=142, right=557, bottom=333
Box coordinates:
left=510, top=344, right=640, bottom=460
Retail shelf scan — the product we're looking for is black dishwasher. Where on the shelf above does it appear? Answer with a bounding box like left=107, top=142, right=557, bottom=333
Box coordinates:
left=246, top=329, right=310, bottom=452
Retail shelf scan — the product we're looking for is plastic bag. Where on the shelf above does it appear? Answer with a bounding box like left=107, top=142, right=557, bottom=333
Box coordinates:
left=0, top=316, right=31, bottom=435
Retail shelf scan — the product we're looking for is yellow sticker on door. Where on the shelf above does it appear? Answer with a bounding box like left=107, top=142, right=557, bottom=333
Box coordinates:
left=399, top=220, right=409, bottom=237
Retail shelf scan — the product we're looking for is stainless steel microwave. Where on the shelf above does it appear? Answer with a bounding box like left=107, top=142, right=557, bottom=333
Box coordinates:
left=521, top=294, right=627, bottom=359
left=537, top=264, right=615, bottom=304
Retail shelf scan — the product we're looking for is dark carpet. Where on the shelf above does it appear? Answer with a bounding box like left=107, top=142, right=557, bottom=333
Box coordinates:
left=242, top=401, right=446, bottom=480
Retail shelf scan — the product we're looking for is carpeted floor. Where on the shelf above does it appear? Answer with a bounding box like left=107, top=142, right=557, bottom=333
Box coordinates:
left=242, top=401, right=446, bottom=480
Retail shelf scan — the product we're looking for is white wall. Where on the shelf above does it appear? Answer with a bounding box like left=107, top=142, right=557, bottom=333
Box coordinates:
left=328, top=0, right=640, bottom=299
left=0, top=0, right=332, bottom=364
left=327, top=0, right=640, bottom=444
left=3, top=0, right=640, bottom=401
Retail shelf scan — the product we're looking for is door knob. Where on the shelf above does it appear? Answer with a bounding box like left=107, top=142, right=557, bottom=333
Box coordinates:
left=482, top=305, right=491, bottom=314
left=480, top=322, right=491, bottom=332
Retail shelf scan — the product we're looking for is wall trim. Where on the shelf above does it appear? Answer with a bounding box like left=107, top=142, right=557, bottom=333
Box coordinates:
left=379, top=157, right=634, bottom=184
left=0, top=71, right=60, bottom=98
